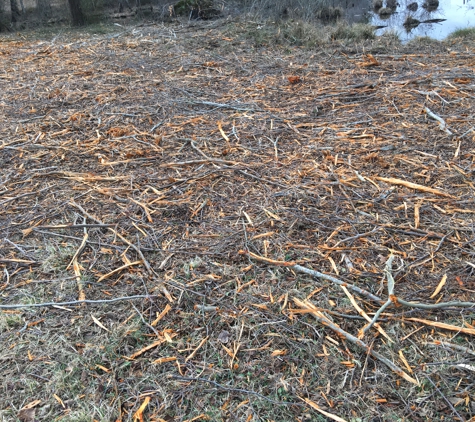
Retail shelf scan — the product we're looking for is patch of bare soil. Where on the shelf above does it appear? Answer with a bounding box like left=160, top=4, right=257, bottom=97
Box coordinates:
left=1, top=20, right=475, bottom=421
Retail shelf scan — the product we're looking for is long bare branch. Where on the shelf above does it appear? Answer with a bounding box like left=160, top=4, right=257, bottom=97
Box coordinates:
left=0, top=295, right=154, bottom=309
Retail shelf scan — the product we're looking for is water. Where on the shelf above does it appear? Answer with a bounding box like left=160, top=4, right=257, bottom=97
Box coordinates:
left=340, top=0, right=475, bottom=41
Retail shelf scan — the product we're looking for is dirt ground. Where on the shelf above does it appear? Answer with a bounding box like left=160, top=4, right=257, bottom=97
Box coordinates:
left=1, top=19, right=475, bottom=422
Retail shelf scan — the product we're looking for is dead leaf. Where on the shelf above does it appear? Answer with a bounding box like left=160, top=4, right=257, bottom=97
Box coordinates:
left=18, top=408, right=36, bottom=422
left=360, top=53, right=380, bottom=67
left=91, top=314, right=110, bottom=332
left=288, top=76, right=301, bottom=84
left=218, top=330, right=230, bottom=344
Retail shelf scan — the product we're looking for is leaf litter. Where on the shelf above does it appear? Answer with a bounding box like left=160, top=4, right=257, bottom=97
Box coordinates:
left=1, top=20, right=475, bottom=421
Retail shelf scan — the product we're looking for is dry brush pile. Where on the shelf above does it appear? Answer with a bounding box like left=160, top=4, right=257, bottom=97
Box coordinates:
left=1, top=21, right=475, bottom=421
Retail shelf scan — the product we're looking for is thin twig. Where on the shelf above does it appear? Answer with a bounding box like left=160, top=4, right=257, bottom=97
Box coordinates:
left=363, top=255, right=395, bottom=334
left=70, top=201, right=153, bottom=275
left=131, top=302, right=160, bottom=337
left=34, top=224, right=113, bottom=230
left=424, top=375, right=465, bottom=421
left=397, top=299, right=475, bottom=309
left=425, top=107, right=453, bottom=135
left=408, top=231, right=453, bottom=268
left=333, top=227, right=381, bottom=248
left=177, top=99, right=258, bottom=112
left=170, top=375, right=304, bottom=406
left=0, top=186, right=51, bottom=206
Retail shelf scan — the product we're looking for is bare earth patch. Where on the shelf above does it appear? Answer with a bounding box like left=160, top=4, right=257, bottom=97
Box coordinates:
left=1, top=20, right=475, bottom=422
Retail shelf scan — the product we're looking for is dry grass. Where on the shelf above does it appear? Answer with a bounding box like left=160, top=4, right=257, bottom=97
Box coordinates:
left=228, top=20, right=384, bottom=48
left=448, top=27, right=475, bottom=41
left=1, top=18, right=475, bottom=422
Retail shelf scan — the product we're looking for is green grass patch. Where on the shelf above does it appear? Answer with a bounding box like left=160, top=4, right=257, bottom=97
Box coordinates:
left=406, top=35, right=442, bottom=48
left=331, top=22, right=376, bottom=42
left=238, top=19, right=379, bottom=48
left=447, top=26, right=475, bottom=40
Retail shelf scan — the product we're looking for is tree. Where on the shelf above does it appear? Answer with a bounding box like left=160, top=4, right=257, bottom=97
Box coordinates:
left=68, top=0, right=85, bottom=25
left=0, top=0, right=10, bottom=31
left=10, top=0, right=21, bottom=23
left=37, top=0, right=52, bottom=20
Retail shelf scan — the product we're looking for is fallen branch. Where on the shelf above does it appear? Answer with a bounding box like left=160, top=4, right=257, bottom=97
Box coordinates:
left=240, top=250, right=383, bottom=302
left=374, top=176, right=453, bottom=198
left=332, top=227, right=381, bottom=248
left=33, top=224, right=113, bottom=230
left=0, top=186, right=51, bottom=206
left=397, top=299, right=475, bottom=310
left=292, top=264, right=383, bottom=303
left=426, top=341, right=475, bottom=356
left=244, top=251, right=475, bottom=311
left=97, top=260, right=143, bottom=282
left=0, top=258, right=39, bottom=266
left=161, top=158, right=239, bottom=167
left=296, top=259, right=475, bottom=311
left=293, top=298, right=418, bottom=384
left=0, top=295, right=154, bottom=309
left=425, top=106, right=453, bottom=135
left=406, top=317, right=475, bottom=336
left=239, top=249, right=297, bottom=267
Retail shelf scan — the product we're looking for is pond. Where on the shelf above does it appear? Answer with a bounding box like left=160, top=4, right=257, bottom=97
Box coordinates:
left=338, top=0, right=475, bottom=41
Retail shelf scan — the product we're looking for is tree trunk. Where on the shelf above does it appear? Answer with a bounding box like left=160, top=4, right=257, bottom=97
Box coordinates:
left=37, top=0, right=52, bottom=19
left=10, top=0, right=21, bottom=23
left=68, top=0, right=85, bottom=25
left=0, top=0, right=9, bottom=31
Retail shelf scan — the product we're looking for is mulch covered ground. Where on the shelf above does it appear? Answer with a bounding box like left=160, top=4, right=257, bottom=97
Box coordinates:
left=1, top=20, right=475, bottom=421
